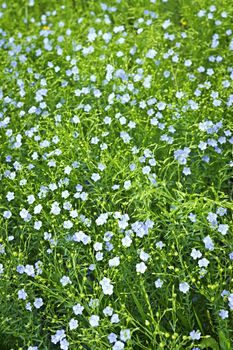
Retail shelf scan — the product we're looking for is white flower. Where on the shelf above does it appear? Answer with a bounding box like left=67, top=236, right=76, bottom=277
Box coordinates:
left=162, top=19, right=171, bottom=29
left=34, top=297, right=43, bottom=309
left=34, top=220, right=42, bottom=230
left=124, top=180, right=131, bottom=190
left=76, top=192, right=85, bottom=200
left=64, top=166, right=72, bottom=174
left=96, top=213, right=108, bottom=225
left=190, top=330, right=201, bottom=340
left=191, top=248, right=202, bottom=260
left=120, top=131, right=131, bottom=143
left=51, top=329, right=66, bottom=344
left=60, top=338, right=69, bottom=350
left=3, top=210, right=12, bottom=219
left=100, top=277, right=114, bottom=295
left=51, top=202, right=61, bottom=215
left=142, top=166, right=151, bottom=175
left=89, top=298, right=99, bottom=308
left=73, top=231, right=91, bottom=245
left=91, top=173, right=101, bottom=182
left=28, top=0, right=35, bottom=7
left=183, top=167, right=191, bottom=176
left=69, top=318, right=79, bottom=330
left=60, top=276, right=72, bottom=286
left=93, top=242, right=103, bottom=251
left=218, top=224, right=228, bottom=235
left=179, top=282, right=190, bottom=294
left=6, top=191, right=14, bottom=201
left=122, top=235, right=132, bottom=247
left=96, top=252, right=104, bottom=261
left=34, top=204, right=42, bottom=214
left=98, top=163, right=106, bottom=171
left=146, top=49, right=157, bottom=59
left=111, top=313, right=120, bottom=324
left=207, top=212, right=217, bottom=225
left=27, top=195, right=35, bottom=204
left=113, top=341, right=125, bottom=350
left=73, top=303, right=84, bottom=315
left=26, top=302, right=32, bottom=311
left=89, top=315, right=100, bottom=327
left=136, top=262, right=147, bottom=274
left=91, top=136, right=99, bottom=144
left=109, top=256, right=120, bottom=267
left=228, top=294, right=233, bottom=309
left=108, top=332, right=117, bottom=343
left=139, top=250, right=150, bottom=262
left=203, top=236, right=215, bottom=251
left=19, top=208, right=31, bottom=221
left=25, top=265, right=35, bottom=277
left=63, top=220, right=73, bottom=229
left=103, top=306, right=113, bottom=316
left=156, top=241, right=165, bottom=249
left=120, top=329, right=131, bottom=342
left=18, top=289, right=27, bottom=300
left=70, top=209, right=78, bottom=218
left=62, top=190, right=70, bottom=199
left=155, top=278, right=163, bottom=288
left=118, top=218, right=129, bottom=229
left=157, top=101, right=166, bottom=110
left=219, top=309, right=228, bottom=319
left=198, top=258, right=209, bottom=268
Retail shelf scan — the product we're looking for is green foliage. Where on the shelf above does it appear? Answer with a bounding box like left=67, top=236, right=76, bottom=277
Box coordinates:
left=0, top=0, right=233, bottom=349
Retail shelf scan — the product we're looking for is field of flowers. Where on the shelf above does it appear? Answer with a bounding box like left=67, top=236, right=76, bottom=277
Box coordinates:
left=0, top=0, right=233, bottom=349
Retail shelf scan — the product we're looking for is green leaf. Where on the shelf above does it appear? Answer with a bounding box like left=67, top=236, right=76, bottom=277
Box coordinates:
left=199, top=337, right=220, bottom=350
left=193, top=307, right=204, bottom=335
left=218, top=330, right=232, bottom=350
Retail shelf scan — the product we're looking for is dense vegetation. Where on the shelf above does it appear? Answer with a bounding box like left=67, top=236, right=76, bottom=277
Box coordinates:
left=0, top=0, right=232, bottom=349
